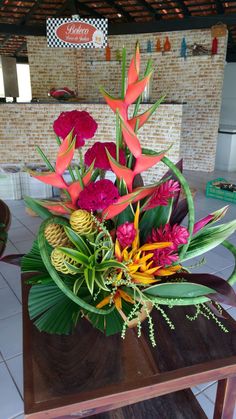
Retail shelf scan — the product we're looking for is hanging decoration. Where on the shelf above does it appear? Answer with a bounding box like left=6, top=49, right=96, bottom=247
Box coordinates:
left=180, top=37, right=187, bottom=59
left=164, top=36, right=171, bottom=52
left=211, top=37, right=218, bottom=55
left=47, top=17, right=108, bottom=49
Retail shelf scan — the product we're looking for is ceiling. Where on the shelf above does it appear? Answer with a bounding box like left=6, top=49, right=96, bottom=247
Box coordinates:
left=0, top=0, right=236, bottom=61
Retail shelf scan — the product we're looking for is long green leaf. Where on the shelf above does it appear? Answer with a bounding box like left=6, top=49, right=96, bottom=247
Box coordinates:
left=140, top=199, right=173, bottom=242
left=144, top=282, right=215, bottom=299
left=24, top=196, right=52, bottom=220
left=64, top=226, right=91, bottom=255
left=59, top=247, right=90, bottom=266
left=182, top=220, right=236, bottom=262
left=94, top=272, right=110, bottom=291
left=84, top=267, right=95, bottom=294
left=96, top=260, right=126, bottom=271
left=162, top=156, right=195, bottom=259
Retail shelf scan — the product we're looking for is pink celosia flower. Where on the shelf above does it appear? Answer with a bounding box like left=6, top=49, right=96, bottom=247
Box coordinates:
left=151, top=248, right=179, bottom=267
left=53, top=110, right=98, bottom=148
left=149, top=223, right=189, bottom=251
left=147, top=223, right=189, bottom=267
left=117, top=222, right=136, bottom=248
left=77, top=179, right=119, bottom=212
left=144, top=180, right=180, bottom=210
left=84, top=142, right=126, bottom=171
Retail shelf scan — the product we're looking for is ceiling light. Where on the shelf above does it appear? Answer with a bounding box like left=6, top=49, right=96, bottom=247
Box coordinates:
left=117, top=13, right=122, bottom=18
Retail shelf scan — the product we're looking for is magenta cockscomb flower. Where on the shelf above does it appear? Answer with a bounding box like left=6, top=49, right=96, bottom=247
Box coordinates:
left=53, top=110, right=98, bottom=148
left=144, top=180, right=180, bottom=210
left=147, top=223, right=189, bottom=267
left=116, top=222, right=136, bottom=248
left=77, top=179, right=119, bottom=212
left=84, top=142, right=126, bottom=171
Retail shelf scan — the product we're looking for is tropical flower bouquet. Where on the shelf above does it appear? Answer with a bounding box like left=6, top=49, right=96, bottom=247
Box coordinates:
left=10, top=45, right=236, bottom=345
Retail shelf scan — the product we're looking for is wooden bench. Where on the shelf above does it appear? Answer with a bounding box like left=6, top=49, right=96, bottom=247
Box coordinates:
left=22, top=276, right=236, bottom=418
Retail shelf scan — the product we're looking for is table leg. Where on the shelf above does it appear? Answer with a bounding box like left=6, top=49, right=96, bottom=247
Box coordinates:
left=213, top=377, right=236, bottom=419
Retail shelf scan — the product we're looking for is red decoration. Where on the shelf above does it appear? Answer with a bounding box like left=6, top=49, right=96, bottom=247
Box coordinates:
left=164, top=36, right=171, bottom=52
left=211, top=37, right=218, bottom=55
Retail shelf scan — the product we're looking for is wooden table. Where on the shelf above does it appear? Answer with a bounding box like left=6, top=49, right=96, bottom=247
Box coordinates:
left=22, top=276, right=236, bottom=419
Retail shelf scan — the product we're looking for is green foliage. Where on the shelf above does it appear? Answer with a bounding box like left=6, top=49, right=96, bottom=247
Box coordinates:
left=139, top=199, right=173, bottom=242
left=182, top=220, right=236, bottom=262
left=24, top=196, right=52, bottom=220
left=29, top=280, right=81, bottom=334
left=143, top=282, right=215, bottom=299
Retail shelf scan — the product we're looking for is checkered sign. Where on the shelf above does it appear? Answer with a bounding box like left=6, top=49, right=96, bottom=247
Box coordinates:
left=47, top=18, right=108, bottom=49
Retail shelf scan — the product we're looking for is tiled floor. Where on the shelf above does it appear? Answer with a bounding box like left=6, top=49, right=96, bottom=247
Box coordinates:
left=0, top=168, right=236, bottom=419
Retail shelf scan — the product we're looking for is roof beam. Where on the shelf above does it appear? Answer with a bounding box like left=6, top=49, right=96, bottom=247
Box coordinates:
left=0, top=13, right=236, bottom=36
left=103, top=1, right=133, bottom=22
left=75, top=1, right=103, bottom=18
left=109, top=13, right=236, bottom=34
left=214, top=0, right=225, bottom=14
left=174, top=0, right=191, bottom=16
left=135, top=0, right=162, bottom=19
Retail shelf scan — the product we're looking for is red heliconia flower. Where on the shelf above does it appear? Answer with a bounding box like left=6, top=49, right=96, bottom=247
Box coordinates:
left=77, top=179, right=119, bottom=212
left=84, top=142, right=126, bottom=171
left=144, top=180, right=180, bottom=210
left=116, top=222, right=136, bottom=248
left=53, top=110, right=98, bottom=148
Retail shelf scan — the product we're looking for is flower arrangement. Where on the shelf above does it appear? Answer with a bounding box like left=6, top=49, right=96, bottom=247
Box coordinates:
left=14, top=45, right=236, bottom=345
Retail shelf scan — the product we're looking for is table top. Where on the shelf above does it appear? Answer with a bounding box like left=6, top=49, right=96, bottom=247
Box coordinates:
left=22, top=276, right=236, bottom=418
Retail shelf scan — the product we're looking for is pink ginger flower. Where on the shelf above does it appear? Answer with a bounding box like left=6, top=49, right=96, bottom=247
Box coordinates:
left=53, top=110, right=98, bottom=148
left=84, top=141, right=126, bottom=171
left=144, top=180, right=180, bottom=210
left=77, top=179, right=119, bottom=212
left=147, top=223, right=189, bottom=267
left=116, top=222, right=136, bottom=248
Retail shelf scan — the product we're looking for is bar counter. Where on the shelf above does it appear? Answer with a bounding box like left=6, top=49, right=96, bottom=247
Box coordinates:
left=0, top=102, right=183, bottom=183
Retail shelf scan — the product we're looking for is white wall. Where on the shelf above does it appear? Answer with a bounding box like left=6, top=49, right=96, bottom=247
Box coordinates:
left=220, top=63, right=236, bottom=125
left=16, top=64, right=32, bottom=103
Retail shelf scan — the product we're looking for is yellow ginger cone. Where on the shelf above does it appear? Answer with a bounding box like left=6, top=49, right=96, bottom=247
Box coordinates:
left=51, top=248, right=78, bottom=275
left=45, top=223, right=70, bottom=248
left=70, top=210, right=94, bottom=235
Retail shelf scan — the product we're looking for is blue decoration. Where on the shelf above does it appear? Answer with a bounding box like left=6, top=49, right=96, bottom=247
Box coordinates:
left=180, top=37, right=187, bottom=59
left=147, top=40, right=152, bottom=53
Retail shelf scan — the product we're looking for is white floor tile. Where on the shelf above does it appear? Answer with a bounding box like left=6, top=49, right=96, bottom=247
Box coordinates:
left=0, top=313, right=22, bottom=360
left=0, top=287, right=21, bottom=320
left=2, top=241, right=19, bottom=255
left=0, top=363, right=23, bottom=419
left=204, top=251, right=233, bottom=272
left=227, top=307, right=236, bottom=320
left=6, top=355, right=23, bottom=398
left=8, top=227, right=34, bottom=244
left=0, top=273, right=7, bottom=289
left=14, top=240, right=33, bottom=254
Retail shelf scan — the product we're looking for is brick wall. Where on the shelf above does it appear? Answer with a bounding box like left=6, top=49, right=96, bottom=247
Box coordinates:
left=0, top=103, right=182, bottom=184
left=26, top=29, right=227, bottom=171
left=27, top=37, right=77, bottom=99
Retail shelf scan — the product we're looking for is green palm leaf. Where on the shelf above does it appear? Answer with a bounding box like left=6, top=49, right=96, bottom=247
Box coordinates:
left=64, top=226, right=92, bottom=255
left=28, top=281, right=80, bottom=334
